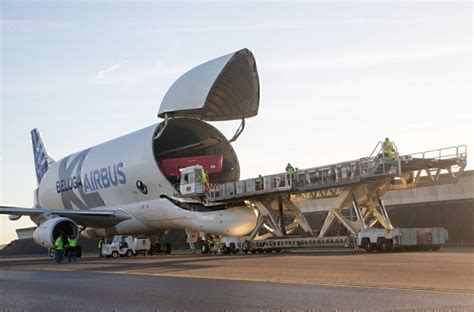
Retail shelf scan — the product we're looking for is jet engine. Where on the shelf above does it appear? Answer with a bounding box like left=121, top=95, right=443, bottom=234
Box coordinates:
left=33, top=217, right=79, bottom=248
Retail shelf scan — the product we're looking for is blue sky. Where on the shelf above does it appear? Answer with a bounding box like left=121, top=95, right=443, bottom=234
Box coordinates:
left=0, top=1, right=472, bottom=244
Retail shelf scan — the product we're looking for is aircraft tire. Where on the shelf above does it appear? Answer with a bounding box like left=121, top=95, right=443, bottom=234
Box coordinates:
left=164, top=243, right=172, bottom=254
left=201, top=244, right=210, bottom=254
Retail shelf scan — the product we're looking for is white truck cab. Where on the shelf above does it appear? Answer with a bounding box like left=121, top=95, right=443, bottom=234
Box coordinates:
left=179, top=165, right=206, bottom=197
left=102, top=235, right=151, bottom=258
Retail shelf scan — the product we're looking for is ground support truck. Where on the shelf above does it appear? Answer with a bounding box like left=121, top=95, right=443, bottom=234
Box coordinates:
left=202, top=227, right=447, bottom=254
left=102, top=235, right=151, bottom=258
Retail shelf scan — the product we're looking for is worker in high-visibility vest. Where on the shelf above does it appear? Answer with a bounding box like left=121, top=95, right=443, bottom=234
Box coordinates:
left=286, top=163, right=295, bottom=185
left=67, top=236, right=77, bottom=263
left=383, top=138, right=396, bottom=158
left=200, top=170, right=209, bottom=192
left=98, top=239, right=104, bottom=258
left=54, top=234, right=64, bottom=263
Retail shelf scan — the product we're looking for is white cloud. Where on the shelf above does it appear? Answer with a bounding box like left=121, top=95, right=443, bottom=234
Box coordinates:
left=95, top=62, right=127, bottom=80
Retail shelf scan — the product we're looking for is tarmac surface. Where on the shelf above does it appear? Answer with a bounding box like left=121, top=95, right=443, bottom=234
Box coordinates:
left=0, top=248, right=473, bottom=311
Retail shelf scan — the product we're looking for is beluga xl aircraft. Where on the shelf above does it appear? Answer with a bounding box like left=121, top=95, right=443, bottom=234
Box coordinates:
left=0, top=48, right=260, bottom=251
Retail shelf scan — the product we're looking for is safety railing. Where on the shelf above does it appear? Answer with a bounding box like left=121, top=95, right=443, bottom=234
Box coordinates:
left=368, top=141, right=383, bottom=160
left=405, top=145, right=467, bottom=161
left=207, top=173, right=291, bottom=201
left=200, top=144, right=466, bottom=202
left=206, top=157, right=401, bottom=201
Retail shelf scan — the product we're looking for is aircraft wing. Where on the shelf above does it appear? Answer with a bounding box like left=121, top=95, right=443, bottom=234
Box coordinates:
left=0, top=206, right=131, bottom=228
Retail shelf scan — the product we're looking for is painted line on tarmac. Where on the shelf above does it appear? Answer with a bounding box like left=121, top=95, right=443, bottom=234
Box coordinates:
left=100, top=270, right=474, bottom=295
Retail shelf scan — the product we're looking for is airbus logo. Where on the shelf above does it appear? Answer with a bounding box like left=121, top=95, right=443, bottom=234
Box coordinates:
left=56, top=162, right=127, bottom=194
left=56, top=149, right=127, bottom=209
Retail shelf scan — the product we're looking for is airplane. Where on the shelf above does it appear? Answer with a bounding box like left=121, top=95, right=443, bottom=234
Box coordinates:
left=0, top=48, right=260, bottom=250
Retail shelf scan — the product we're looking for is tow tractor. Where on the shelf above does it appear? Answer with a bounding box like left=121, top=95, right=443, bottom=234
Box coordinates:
left=102, top=235, right=151, bottom=258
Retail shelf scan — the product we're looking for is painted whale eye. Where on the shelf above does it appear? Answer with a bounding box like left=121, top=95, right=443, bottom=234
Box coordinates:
left=136, top=180, right=148, bottom=195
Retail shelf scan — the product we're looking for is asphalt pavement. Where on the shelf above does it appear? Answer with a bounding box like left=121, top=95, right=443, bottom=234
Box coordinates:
left=0, top=269, right=472, bottom=311
left=0, top=249, right=473, bottom=311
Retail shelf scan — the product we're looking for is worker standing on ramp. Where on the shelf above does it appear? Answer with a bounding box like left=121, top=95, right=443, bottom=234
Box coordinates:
left=286, top=163, right=295, bottom=186
left=201, top=169, right=209, bottom=193
left=383, top=138, right=396, bottom=158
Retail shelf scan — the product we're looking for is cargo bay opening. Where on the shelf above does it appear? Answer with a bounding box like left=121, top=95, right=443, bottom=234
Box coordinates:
left=152, top=118, right=240, bottom=186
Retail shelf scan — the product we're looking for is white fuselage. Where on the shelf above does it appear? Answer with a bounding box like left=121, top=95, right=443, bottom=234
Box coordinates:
left=36, top=123, right=257, bottom=238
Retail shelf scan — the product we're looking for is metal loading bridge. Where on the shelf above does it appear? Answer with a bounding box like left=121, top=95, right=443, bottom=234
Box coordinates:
left=193, top=144, right=467, bottom=242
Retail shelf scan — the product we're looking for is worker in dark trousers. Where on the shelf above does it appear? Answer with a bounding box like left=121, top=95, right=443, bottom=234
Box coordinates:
left=67, top=236, right=77, bottom=263
left=98, top=239, right=104, bottom=258
left=54, top=234, right=64, bottom=263
left=285, top=163, right=295, bottom=186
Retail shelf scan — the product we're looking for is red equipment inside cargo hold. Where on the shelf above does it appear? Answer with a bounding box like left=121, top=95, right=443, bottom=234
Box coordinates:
left=160, top=154, right=223, bottom=178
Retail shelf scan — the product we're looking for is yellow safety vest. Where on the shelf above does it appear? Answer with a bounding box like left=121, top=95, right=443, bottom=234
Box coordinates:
left=98, top=240, right=104, bottom=248
left=201, top=172, right=209, bottom=183
left=68, top=238, right=77, bottom=247
left=383, top=141, right=393, bottom=153
left=55, top=237, right=64, bottom=250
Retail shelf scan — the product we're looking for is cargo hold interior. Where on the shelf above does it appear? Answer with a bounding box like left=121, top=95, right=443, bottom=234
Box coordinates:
left=152, top=118, right=240, bottom=184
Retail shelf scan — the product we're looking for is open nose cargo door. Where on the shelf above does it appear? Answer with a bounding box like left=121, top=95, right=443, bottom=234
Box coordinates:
left=158, top=48, right=260, bottom=122
left=154, top=49, right=260, bottom=185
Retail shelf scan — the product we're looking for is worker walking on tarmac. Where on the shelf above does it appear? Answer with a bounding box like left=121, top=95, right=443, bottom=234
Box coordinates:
left=54, top=233, right=65, bottom=263
left=285, top=163, right=295, bottom=186
left=382, top=138, right=396, bottom=158
left=98, top=238, right=104, bottom=258
left=67, top=235, right=77, bottom=263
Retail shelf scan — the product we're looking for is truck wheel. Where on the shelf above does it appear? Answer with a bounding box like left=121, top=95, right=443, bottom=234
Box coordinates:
left=111, top=251, right=119, bottom=259
left=383, top=239, right=393, bottom=252
left=362, top=239, right=373, bottom=252
left=229, top=243, right=236, bottom=254
left=376, top=238, right=393, bottom=252
left=126, top=250, right=133, bottom=257
left=242, top=240, right=251, bottom=253
left=222, top=246, right=231, bottom=255
left=164, top=243, right=172, bottom=254
left=430, top=245, right=440, bottom=251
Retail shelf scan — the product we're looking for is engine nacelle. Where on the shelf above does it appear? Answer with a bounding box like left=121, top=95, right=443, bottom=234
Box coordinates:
left=33, top=217, right=79, bottom=248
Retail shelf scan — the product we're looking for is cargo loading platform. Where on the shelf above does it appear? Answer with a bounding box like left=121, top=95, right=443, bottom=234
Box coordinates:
left=177, top=144, right=466, bottom=252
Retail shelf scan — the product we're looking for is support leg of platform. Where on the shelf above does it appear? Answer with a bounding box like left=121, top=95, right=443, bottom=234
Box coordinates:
left=278, top=196, right=286, bottom=236
left=281, top=197, right=314, bottom=235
